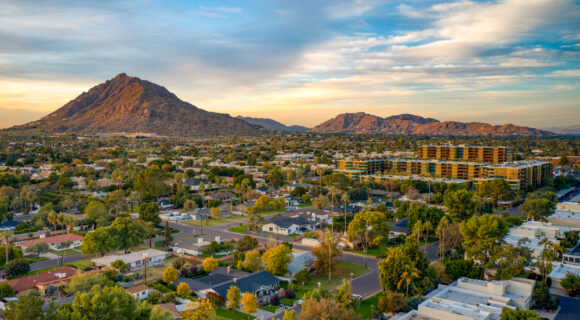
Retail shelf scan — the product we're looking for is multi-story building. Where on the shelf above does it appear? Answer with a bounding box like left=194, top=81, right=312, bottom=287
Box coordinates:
left=475, top=160, right=552, bottom=191
left=417, top=145, right=513, bottom=163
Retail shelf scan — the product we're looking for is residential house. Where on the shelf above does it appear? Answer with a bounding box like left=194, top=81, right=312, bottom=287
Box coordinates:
left=157, top=303, right=183, bottom=319
left=126, top=284, right=153, bottom=300
left=211, top=271, right=280, bottom=304
left=158, top=199, right=174, bottom=210
left=288, top=251, right=315, bottom=276
left=172, top=236, right=222, bottom=256
left=17, top=233, right=83, bottom=251
left=262, top=216, right=319, bottom=235
left=174, top=266, right=250, bottom=298
left=160, top=210, right=193, bottom=222
left=92, top=249, right=167, bottom=270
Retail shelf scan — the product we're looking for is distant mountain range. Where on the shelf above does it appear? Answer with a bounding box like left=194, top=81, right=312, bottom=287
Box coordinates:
left=4, top=75, right=557, bottom=137
left=311, top=112, right=555, bottom=137
left=542, top=125, right=580, bottom=135
left=6, top=73, right=257, bottom=136
left=236, top=116, right=309, bottom=132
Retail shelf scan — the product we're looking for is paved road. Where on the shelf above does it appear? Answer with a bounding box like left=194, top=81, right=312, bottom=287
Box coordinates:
left=554, top=295, right=580, bottom=320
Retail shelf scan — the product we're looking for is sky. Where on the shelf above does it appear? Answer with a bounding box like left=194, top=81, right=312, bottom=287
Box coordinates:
left=1, top=0, right=579, bottom=129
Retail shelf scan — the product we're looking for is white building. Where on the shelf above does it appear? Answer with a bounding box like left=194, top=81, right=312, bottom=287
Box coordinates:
left=92, top=249, right=167, bottom=270
left=398, top=277, right=536, bottom=320
left=126, top=284, right=153, bottom=300
left=504, top=221, right=572, bottom=258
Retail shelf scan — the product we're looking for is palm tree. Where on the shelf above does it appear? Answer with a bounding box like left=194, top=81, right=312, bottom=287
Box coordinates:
left=341, top=192, right=349, bottom=235
left=59, top=240, right=73, bottom=267
left=317, top=168, right=324, bottom=193
left=328, top=186, right=340, bottom=232
left=423, top=221, right=433, bottom=252
left=57, top=212, right=66, bottom=233
left=436, top=218, right=450, bottom=260
left=47, top=210, right=58, bottom=232
left=61, top=197, right=75, bottom=214
left=397, top=266, right=421, bottom=297
left=0, top=230, right=13, bottom=264
left=413, top=221, right=423, bottom=242
left=63, top=214, right=75, bottom=234
left=145, top=221, right=155, bottom=248
left=127, top=191, right=140, bottom=213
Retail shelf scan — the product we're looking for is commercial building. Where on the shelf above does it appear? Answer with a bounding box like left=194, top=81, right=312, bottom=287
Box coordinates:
left=397, top=277, right=536, bottom=320
left=417, top=145, right=513, bottom=163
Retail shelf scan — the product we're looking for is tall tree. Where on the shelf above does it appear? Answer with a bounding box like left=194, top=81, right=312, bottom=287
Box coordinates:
left=520, top=198, right=555, bottom=221
left=226, top=285, right=241, bottom=310
left=139, top=203, right=162, bottom=225
left=0, top=229, right=13, bottom=264
left=347, top=210, right=390, bottom=258
left=460, top=214, right=508, bottom=266
left=443, top=189, right=475, bottom=222
left=263, top=244, right=293, bottom=275
left=109, top=216, right=147, bottom=253
left=312, top=232, right=342, bottom=280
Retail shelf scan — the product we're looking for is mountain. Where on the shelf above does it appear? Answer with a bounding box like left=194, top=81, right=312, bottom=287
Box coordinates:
left=542, top=125, right=580, bottom=135
left=311, top=112, right=555, bottom=136
left=6, top=73, right=257, bottom=136
left=236, top=116, right=309, bottom=132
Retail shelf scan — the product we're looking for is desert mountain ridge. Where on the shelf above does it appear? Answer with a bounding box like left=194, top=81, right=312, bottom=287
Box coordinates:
left=236, top=116, right=309, bottom=132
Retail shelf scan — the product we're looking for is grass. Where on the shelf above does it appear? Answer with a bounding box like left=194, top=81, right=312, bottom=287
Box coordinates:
left=259, top=305, right=280, bottom=313
left=303, top=261, right=370, bottom=290
left=24, top=256, right=49, bottom=263
left=216, top=308, right=256, bottom=320
left=49, top=249, right=80, bottom=256
left=356, top=292, right=384, bottom=319
left=140, top=256, right=178, bottom=278
left=65, top=257, right=96, bottom=270
left=183, top=215, right=246, bottom=227
left=417, top=236, right=439, bottom=247
left=347, top=246, right=387, bottom=257
left=227, top=225, right=247, bottom=233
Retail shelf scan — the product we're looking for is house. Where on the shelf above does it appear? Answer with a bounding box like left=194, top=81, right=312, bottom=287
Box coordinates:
left=160, top=210, right=193, bottom=222
left=157, top=303, right=183, bottom=319
left=172, top=236, right=222, bottom=256
left=208, top=191, right=237, bottom=202
left=17, top=233, right=83, bottom=251
left=288, top=251, right=315, bottom=276
left=285, top=196, right=302, bottom=206
left=210, top=271, right=280, bottom=304
left=0, top=221, right=19, bottom=231
left=387, top=218, right=409, bottom=238
left=158, top=199, right=174, bottom=210
left=262, top=216, right=319, bottom=235
left=175, top=266, right=250, bottom=297
left=7, top=267, right=78, bottom=294
left=126, top=284, right=153, bottom=300
left=92, top=249, right=167, bottom=270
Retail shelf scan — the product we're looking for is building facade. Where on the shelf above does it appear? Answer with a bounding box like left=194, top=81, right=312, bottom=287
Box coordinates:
left=417, top=145, right=513, bottom=163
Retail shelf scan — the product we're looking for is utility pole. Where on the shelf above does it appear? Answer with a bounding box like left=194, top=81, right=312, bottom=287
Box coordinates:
left=143, top=252, right=148, bottom=283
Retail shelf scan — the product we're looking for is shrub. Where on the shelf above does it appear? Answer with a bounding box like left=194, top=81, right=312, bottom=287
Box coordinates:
left=206, top=291, right=225, bottom=307
left=270, top=295, right=280, bottom=306
left=5, top=259, right=30, bottom=277
left=379, top=291, right=408, bottom=313
left=286, top=289, right=296, bottom=299
left=0, top=283, right=14, bottom=299
left=560, top=273, right=580, bottom=296
left=533, top=282, right=558, bottom=311
left=111, top=259, right=129, bottom=272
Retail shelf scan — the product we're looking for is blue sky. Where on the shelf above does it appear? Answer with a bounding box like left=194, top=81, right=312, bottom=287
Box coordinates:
left=0, top=0, right=579, bottom=128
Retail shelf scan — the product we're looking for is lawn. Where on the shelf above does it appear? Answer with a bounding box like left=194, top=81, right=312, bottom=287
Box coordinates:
left=183, top=215, right=246, bottom=227
left=50, top=249, right=80, bottom=256
left=356, top=292, right=384, bottom=319
left=24, top=256, right=49, bottom=263
left=216, top=308, right=256, bottom=320
left=140, top=256, right=178, bottom=279
left=303, top=261, right=370, bottom=290
left=65, top=257, right=96, bottom=270
left=259, top=305, right=280, bottom=313
left=347, top=246, right=386, bottom=257
left=227, top=225, right=247, bottom=234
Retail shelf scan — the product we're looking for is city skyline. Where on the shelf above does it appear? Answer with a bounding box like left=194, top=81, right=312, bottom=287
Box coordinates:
left=1, top=0, right=579, bottom=129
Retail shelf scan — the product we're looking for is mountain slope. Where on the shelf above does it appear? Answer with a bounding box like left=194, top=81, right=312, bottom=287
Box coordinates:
left=311, top=112, right=555, bottom=137
left=7, top=73, right=257, bottom=136
left=542, top=125, right=580, bottom=135
left=236, top=116, right=309, bottom=132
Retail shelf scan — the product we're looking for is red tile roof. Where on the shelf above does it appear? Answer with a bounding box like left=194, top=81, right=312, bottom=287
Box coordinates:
left=18, top=233, right=83, bottom=247
left=7, top=267, right=77, bottom=292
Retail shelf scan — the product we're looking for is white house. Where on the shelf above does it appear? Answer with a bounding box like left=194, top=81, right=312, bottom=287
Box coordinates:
left=126, top=284, right=153, bottom=300
left=262, top=216, right=319, bottom=236
left=92, top=249, right=167, bottom=270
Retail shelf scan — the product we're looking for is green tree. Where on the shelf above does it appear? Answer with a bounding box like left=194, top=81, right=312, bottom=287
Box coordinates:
left=25, top=241, right=49, bottom=258
left=109, top=216, right=147, bottom=253
left=478, top=178, right=514, bottom=207
left=460, top=214, right=508, bottom=266
left=378, top=237, right=430, bottom=295
left=85, top=201, right=109, bottom=227
left=263, top=244, right=293, bottom=275
left=139, top=202, right=162, bottom=225
left=164, top=221, right=172, bottom=246
left=313, top=195, right=329, bottom=210
left=65, top=271, right=107, bottom=293
left=112, top=259, right=129, bottom=272
left=0, top=283, right=14, bottom=299
left=3, top=292, right=44, bottom=320
left=312, top=232, right=342, bottom=278
left=134, top=166, right=168, bottom=200
left=242, top=250, right=262, bottom=272
left=492, top=245, right=531, bottom=280
left=500, top=308, right=541, bottom=320
left=520, top=198, right=555, bottom=221
left=0, top=229, right=14, bottom=264
left=294, top=268, right=311, bottom=286
left=397, top=265, right=421, bottom=297
left=5, top=259, right=30, bottom=277
left=333, top=279, right=353, bottom=310
left=443, top=189, right=475, bottom=222
left=226, top=285, right=241, bottom=310
left=82, top=227, right=114, bottom=256
left=560, top=273, right=580, bottom=296
left=347, top=210, right=390, bottom=256
left=265, top=169, right=284, bottom=188
left=105, top=189, right=128, bottom=217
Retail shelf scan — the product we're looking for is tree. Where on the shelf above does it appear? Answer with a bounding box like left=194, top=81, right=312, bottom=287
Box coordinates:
left=443, top=190, right=475, bottom=222
left=109, top=216, right=147, bottom=253
left=226, top=285, right=241, bottom=309
left=139, top=202, right=162, bottom=225
left=82, top=227, right=114, bottom=256
left=535, top=239, right=563, bottom=283
left=210, top=207, right=221, bottom=219
left=5, top=259, right=30, bottom=277
left=0, top=229, right=14, bottom=264
left=347, top=210, right=390, bottom=257
left=478, top=178, right=514, bottom=207
left=265, top=169, right=284, bottom=188
left=0, top=283, right=14, bottom=299
left=263, top=244, right=293, bottom=275
left=560, top=273, right=580, bottom=296
left=203, top=257, right=219, bottom=273
left=61, top=285, right=152, bottom=320
left=299, top=297, right=360, bottom=320
left=182, top=199, right=198, bottom=212
left=134, top=166, right=168, bottom=200
left=444, top=259, right=483, bottom=281
left=313, top=195, right=329, bottom=210
left=65, top=271, right=107, bottom=293
left=242, top=250, right=262, bottom=272
left=312, top=232, right=342, bottom=278
left=84, top=201, right=109, bottom=227
left=177, top=282, right=190, bottom=298
left=254, top=195, right=272, bottom=212
left=112, top=259, right=129, bottom=272
left=3, top=292, right=44, bottom=320
left=532, top=281, right=558, bottom=311
left=238, top=235, right=258, bottom=252
left=106, top=189, right=128, bottom=216
left=500, top=308, right=541, bottom=320
left=378, top=291, right=407, bottom=314
left=145, top=221, right=155, bottom=248
left=460, top=214, right=508, bottom=266
left=492, top=245, right=531, bottom=280
left=397, top=265, right=421, bottom=297
left=333, top=279, right=353, bottom=310
left=294, top=268, right=311, bottom=286
left=282, top=309, right=296, bottom=320
left=182, top=299, right=216, bottom=320
left=520, top=198, right=555, bottom=221
left=163, top=266, right=179, bottom=284
left=241, top=292, right=258, bottom=315
left=164, top=221, right=172, bottom=246
left=436, top=217, right=450, bottom=259
left=25, top=241, right=49, bottom=258
left=378, top=237, right=430, bottom=295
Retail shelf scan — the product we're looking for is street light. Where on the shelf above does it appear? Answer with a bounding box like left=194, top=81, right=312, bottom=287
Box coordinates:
left=142, top=252, right=149, bottom=282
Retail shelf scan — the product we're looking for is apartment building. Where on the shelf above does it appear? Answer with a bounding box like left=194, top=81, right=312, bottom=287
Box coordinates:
left=417, top=145, right=513, bottom=163
left=475, top=161, right=552, bottom=191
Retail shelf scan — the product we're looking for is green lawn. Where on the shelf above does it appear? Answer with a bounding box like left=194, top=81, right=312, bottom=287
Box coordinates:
left=50, top=249, right=80, bottom=256
left=356, top=292, right=384, bottom=319
left=347, top=246, right=386, bottom=257
left=183, top=215, right=246, bottom=227
left=303, top=261, right=370, bottom=290
left=259, top=305, right=280, bottom=313
left=227, top=225, right=247, bottom=233
left=216, top=308, right=256, bottom=320
left=24, top=256, right=49, bottom=263
left=65, top=257, right=96, bottom=270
